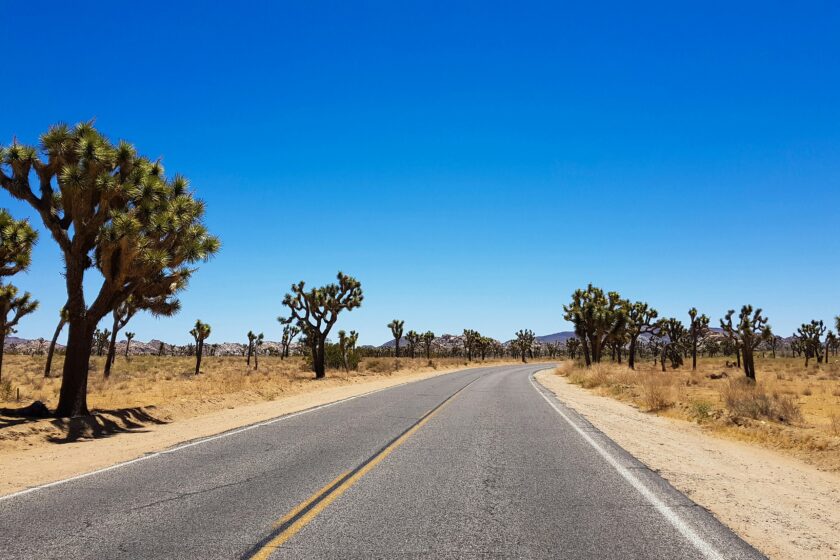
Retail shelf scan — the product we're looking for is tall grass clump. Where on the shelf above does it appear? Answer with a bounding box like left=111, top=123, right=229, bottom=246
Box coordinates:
left=721, top=379, right=802, bottom=424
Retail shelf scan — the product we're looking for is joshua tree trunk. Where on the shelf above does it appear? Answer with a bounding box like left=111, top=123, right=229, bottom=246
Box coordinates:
left=581, top=337, right=592, bottom=367
left=125, top=339, right=131, bottom=358
left=104, top=316, right=119, bottom=378
left=628, top=337, right=638, bottom=370
left=55, top=319, right=95, bottom=417
left=743, top=348, right=756, bottom=381
left=0, top=329, right=6, bottom=382
left=736, top=347, right=741, bottom=368
left=45, top=316, right=66, bottom=378
left=246, top=342, right=252, bottom=366
left=194, top=340, right=204, bottom=375
left=313, top=336, right=326, bottom=379
left=254, top=348, right=259, bottom=370
left=394, top=338, right=400, bottom=358
left=691, top=340, right=698, bottom=370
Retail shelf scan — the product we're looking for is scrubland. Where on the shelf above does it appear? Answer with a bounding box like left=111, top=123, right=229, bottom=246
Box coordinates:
left=557, top=356, right=840, bottom=471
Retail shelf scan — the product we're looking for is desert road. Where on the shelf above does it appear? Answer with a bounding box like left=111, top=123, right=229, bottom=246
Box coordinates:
left=0, top=365, right=765, bottom=559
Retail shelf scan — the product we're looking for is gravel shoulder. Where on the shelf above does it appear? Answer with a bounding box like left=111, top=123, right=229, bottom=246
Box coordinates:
left=535, top=369, right=840, bottom=560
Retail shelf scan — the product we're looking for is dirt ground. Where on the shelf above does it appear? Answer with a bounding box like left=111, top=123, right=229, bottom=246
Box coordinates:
left=0, top=356, right=524, bottom=496
left=536, top=367, right=840, bottom=560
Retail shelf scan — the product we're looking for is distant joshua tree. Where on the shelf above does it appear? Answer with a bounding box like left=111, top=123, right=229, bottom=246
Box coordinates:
left=252, top=333, right=264, bottom=369
left=280, top=272, right=363, bottom=379
left=45, top=306, right=69, bottom=378
left=388, top=320, right=405, bottom=358
left=795, top=320, right=826, bottom=367
left=338, top=329, right=359, bottom=372
left=278, top=322, right=300, bottom=359
left=0, top=284, right=38, bottom=381
left=158, top=341, right=166, bottom=357
left=124, top=332, right=135, bottom=358
left=657, top=318, right=686, bottom=371
left=422, top=331, right=435, bottom=360
left=405, top=330, right=420, bottom=358
left=190, top=320, right=211, bottom=375
left=462, top=329, right=480, bottom=361
left=720, top=305, right=771, bottom=381
left=565, top=337, right=580, bottom=360
left=825, top=331, right=837, bottom=364
left=625, top=301, right=658, bottom=370
left=687, top=308, right=710, bottom=370
left=514, top=329, right=535, bottom=363
left=94, top=329, right=111, bottom=357
left=246, top=331, right=257, bottom=366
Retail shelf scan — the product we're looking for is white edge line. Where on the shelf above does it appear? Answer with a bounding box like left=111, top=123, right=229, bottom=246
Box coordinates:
left=529, top=371, right=725, bottom=560
left=0, top=371, right=463, bottom=504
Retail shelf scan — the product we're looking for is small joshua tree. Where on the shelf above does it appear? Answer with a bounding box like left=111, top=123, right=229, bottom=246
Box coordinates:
left=565, top=337, right=580, bottom=359
left=825, top=331, right=836, bottom=364
left=45, top=306, right=69, bottom=377
left=720, top=305, right=771, bottom=381
left=687, top=308, right=710, bottom=370
left=514, top=329, right=535, bottom=363
left=462, top=329, right=480, bottom=361
left=338, top=329, right=359, bottom=371
left=388, top=320, right=405, bottom=358
left=795, top=320, right=826, bottom=366
left=246, top=330, right=256, bottom=366
left=253, top=332, right=264, bottom=369
left=281, top=272, right=363, bottom=379
left=0, top=284, right=38, bottom=381
left=278, top=321, right=300, bottom=359
left=422, top=331, right=435, bottom=360
left=625, top=301, right=658, bottom=370
left=124, top=332, right=135, bottom=358
left=190, top=320, right=211, bottom=375
left=405, top=330, right=420, bottom=358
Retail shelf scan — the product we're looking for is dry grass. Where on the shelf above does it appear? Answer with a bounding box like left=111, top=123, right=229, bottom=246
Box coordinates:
left=557, top=356, right=840, bottom=471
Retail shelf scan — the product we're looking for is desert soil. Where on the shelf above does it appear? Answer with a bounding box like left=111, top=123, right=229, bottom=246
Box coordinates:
left=535, top=368, right=840, bottom=560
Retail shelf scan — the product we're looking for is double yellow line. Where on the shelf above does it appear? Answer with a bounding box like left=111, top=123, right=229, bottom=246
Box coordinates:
left=244, top=379, right=476, bottom=559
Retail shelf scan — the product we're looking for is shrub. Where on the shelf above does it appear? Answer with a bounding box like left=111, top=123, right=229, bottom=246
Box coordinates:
left=689, top=399, right=714, bottom=423
left=639, top=374, right=673, bottom=412
left=721, top=379, right=802, bottom=424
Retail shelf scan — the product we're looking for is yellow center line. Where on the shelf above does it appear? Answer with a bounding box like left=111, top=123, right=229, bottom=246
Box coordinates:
left=245, top=379, right=476, bottom=560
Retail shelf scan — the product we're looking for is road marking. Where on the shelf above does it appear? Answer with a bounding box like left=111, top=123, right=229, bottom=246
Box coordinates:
left=0, top=372, right=476, bottom=504
left=529, top=372, right=725, bottom=560
left=243, top=377, right=477, bottom=560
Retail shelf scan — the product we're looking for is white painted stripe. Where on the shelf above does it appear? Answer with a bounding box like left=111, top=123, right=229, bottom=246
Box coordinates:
left=0, top=372, right=465, bottom=503
left=529, top=373, right=725, bottom=560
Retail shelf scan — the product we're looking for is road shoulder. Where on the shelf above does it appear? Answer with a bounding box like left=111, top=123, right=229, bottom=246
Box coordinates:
left=534, top=369, right=840, bottom=560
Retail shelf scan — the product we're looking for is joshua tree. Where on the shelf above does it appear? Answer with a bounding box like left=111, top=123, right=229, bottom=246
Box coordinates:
left=158, top=341, right=166, bottom=356
left=124, top=332, right=135, bottom=358
left=280, top=272, right=363, bottom=379
left=767, top=335, right=782, bottom=359
left=462, top=329, right=480, bottom=361
left=388, top=320, right=405, bottom=357
left=795, top=320, right=826, bottom=366
left=190, top=320, right=211, bottom=375
left=422, top=331, right=435, bottom=360
left=825, top=331, right=836, bottom=364
left=565, top=337, right=580, bottom=359
left=514, top=329, right=535, bottom=363
left=563, top=285, right=627, bottom=366
left=405, top=330, right=420, bottom=358
left=720, top=305, right=771, bottom=381
left=0, top=284, right=38, bottom=381
left=657, top=318, right=686, bottom=371
left=338, top=329, right=359, bottom=372
left=246, top=330, right=256, bottom=366
left=687, top=308, right=710, bottom=370
left=94, top=329, right=111, bottom=357
left=45, top=306, right=69, bottom=377
left=278, top=322, right=300, bottom=359
left=105, top=292, right=182, bottom=378
left=1, top=123, right=219, bottom=416
left=252, top=332, right=264, bottom=369
left=625, top=301, right=658, bottom=369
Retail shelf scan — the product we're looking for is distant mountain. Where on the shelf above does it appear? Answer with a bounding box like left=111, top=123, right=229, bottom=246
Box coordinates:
left=534, top=332, right=576, bottom=343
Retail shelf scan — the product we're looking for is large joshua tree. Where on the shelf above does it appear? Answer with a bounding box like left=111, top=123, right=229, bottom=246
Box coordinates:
left=687, top=308, right=710, bottom=370
left=1, top=123, right=219, bottom=416
left=514, top=329, right=535, bottom=363
left=190, top=320, right=211, bottom=375
left=0, top=284, right=38, bottom=381
left=625, top=301, right=658, bottom=370
left=280, top=272, right=363, bottom=379
left=563, top=285, right=627, bottom=366
left=104, top=291, right=182, bottom=378
left=795, top=320, right=826, bottom=366
left=388, top=319, right=404, bottom=358
left=720, top=305, right=771, bottom=381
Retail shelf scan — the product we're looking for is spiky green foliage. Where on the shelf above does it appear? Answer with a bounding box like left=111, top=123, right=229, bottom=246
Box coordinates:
left=280, top=272, right=363, bottom=378
left=563, top=285, right=627, bottom=366
left=388, top=319, right=405, bottom=357
left=0, top=209, right=37, bottom=277
left=795, top=320, right=826, bottom=366
left=0, top=283, right=39, bottom=381
left=190, top=320, right=211, bottom=375
left=1, top=122, right=219, bottom=416
left=720, top=305, right=771, bottom=380
left=338, top=329, right=360, bottom=371
left=625, top=301, right=658, bottom=369
left=514, top=329, right=535, bottom=363
left=422, top=331, right=435, bottom=360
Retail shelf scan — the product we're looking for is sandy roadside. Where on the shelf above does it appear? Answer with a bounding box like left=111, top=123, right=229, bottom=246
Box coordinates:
left=0, top=364, right=476, bottom=497
left=535, top=369, right=840, bottom=560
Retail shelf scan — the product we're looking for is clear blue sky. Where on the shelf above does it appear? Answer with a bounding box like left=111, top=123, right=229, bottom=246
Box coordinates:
left=2, top=1, right=839, bottom=345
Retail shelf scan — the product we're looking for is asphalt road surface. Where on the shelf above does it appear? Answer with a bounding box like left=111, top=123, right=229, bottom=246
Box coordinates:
left=0, top=364, right=765, bottom=559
